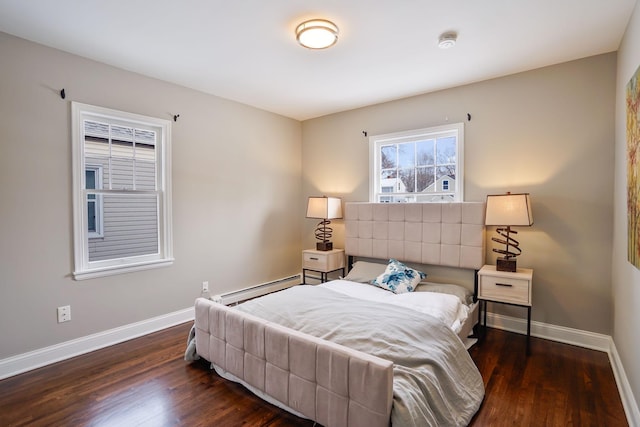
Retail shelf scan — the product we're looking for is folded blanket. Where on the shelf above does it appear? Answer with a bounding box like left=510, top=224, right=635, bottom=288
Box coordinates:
left=184, top=324, right=199, bottom=362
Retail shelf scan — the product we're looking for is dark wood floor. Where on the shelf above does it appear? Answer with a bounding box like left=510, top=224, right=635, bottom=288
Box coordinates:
left=468, top=328, right=627, bottom=426
left=0, top=322, right=628, bottom=427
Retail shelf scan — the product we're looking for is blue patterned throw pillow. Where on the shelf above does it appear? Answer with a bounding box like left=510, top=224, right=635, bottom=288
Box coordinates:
left=371, top=259, right=427, bottom=294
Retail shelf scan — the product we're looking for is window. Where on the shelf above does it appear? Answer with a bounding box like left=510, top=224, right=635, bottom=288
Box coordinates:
left=369, top=123, right=464, bottom=203
left=72, top=102, right=173, bottom=280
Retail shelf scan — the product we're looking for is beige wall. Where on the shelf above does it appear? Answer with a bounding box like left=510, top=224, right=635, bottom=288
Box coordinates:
left=0, top=32, right=302, bottom=359
left=614, top=0, right=640, bottom=414
left=302, top=53, right=616, bottom=334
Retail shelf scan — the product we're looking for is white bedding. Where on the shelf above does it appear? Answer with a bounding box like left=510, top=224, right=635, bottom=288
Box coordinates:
left=319, top=279, right=470, bottom=335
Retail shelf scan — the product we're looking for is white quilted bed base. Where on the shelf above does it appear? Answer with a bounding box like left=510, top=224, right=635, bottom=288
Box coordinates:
left=194, top=298, right=394, bottom=427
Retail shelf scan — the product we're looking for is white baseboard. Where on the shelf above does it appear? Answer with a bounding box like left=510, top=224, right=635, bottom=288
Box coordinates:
left=486, top=312, right=639, bottom=426
left=217, top=274, right=301, bottom=305
left=486, top=312, right=611, bottom=351
left=607, top=340, right=640, bottom=426
left=0, top=306, right=194, bottom=380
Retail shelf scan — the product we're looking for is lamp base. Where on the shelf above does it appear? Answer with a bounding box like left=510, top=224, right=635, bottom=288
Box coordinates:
left=496, top=257, right=517, bottom=272
left=316, top=241, right=333, bottom=251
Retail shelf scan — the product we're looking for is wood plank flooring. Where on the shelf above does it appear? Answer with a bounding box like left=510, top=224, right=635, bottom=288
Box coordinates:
left=468, top=328, right=627, bottom=426
left=0, top=322, right=628, bottom=426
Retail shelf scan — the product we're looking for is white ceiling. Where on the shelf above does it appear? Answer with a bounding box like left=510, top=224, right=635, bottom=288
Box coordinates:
left=0, top=0, right=636, bottom=121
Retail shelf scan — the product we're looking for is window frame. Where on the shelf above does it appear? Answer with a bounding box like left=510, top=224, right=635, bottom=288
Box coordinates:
left=369, top=123, right=464, bottom=203
left=71, top=102, right=173, bottom=280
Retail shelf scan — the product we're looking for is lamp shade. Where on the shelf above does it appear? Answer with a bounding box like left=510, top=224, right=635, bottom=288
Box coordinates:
left=485, top=193, right=533, bottom=226
left=306, top=196, right=342, bottom=220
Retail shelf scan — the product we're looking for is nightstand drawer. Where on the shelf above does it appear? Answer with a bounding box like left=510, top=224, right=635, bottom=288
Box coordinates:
left=303, top=252, right=329, bottom=270
left=302, top=249, right=345, bottom=272
left=479, top=275, right=530, bottom=305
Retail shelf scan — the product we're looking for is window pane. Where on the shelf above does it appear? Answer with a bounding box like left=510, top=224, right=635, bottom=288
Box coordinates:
left=88, top=193, right=159, bottom=262
left=381, top=169, right=397, bottom=179
left=416, top=140, right=435, bottom=166
left=85, top=170, right=96, bottom=190
left=87, top=199, right=96, bottom=232
left=85, top=121, right=109, bottom=138
left=416, top=166, right=434, bottom=192
left=437, top=165, right=456, bottom=182
left=111, top=125, right=134, bottom=142
left=134, top=130, right=156, bottom=190
left=380, top=145, right=396, bottom=168
left=380, top=170, right=398, bottom=193
left=415, top=193, right=455, bottom=202
left=379, top=194, right=416, bottom=203
left=398, top=168, right=415, bottom=192
left=135, top=129, right=156, bottom=146
left=111, top=140, right=134, bottom=158
left=135, top=159, right=156, bottom=191
left=436, top=136, right=456, bottom=164
left=111, top=157, right=134, bottom=189
left=398, top=142, right=415, bottom=168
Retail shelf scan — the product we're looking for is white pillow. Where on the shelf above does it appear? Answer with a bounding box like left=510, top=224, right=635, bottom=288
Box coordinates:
left=371, top=259, right=427, bottom=294
left=416, top=281, right=474, bottom=305
left=343, top=261, right=387, bottom=283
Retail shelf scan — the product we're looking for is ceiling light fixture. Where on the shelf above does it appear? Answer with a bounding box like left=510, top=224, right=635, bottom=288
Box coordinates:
left=438, top=32, right=457, bottom=49
left=296, top=19, right=339, bottom=49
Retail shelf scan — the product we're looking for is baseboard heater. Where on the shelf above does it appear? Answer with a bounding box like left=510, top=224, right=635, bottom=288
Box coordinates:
left=216, top=274, right=301, bottom=305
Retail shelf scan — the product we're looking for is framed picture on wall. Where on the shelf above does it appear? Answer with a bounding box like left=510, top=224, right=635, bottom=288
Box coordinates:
left=627, top=63, right=640, bottom=269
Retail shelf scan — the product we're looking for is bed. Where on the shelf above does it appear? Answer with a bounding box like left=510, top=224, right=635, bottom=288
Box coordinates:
left=188, top=202, right=486, bottom=427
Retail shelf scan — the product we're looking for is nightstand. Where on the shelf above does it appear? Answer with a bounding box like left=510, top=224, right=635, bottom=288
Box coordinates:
left=477, top=264, right=533, bottom=354
left=302, top=248, right=345, bottom=284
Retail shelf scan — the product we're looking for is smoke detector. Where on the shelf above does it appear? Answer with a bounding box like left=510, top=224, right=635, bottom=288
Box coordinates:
left=438, top=32, right=457, bottom=49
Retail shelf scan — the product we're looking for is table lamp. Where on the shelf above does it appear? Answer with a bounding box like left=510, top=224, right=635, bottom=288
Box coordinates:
left=306, top=196, right=342, bottom=251
left=485, top=193, right=533, bottom=272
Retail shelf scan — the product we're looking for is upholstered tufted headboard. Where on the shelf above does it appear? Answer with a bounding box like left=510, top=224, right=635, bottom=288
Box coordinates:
left=344, top=202, right=486, bottom=270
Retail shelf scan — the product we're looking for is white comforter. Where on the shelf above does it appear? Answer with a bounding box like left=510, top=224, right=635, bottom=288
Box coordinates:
left=319, top=279, right=470, bottom=334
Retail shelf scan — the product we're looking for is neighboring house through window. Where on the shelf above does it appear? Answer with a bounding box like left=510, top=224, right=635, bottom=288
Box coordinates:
left=369, top=123, right=464, bottom=202
left=85, top=166, right=103, bottom=238
left=72, top=102, right=173, bottom=280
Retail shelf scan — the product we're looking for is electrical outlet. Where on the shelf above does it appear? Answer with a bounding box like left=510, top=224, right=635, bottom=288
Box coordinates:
left=57, top=305, right=71, bottom=323
left=202, top=281, right=209, bottom=292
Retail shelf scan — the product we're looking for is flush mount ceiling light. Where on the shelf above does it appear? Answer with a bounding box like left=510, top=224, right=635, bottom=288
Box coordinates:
left=296, top=19, right=339, bottom=49
left=438, top=32, right=457, bottom=49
